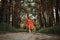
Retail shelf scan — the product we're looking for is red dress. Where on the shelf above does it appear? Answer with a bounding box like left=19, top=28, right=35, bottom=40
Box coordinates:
left=26, top=18, right=34, bottom=29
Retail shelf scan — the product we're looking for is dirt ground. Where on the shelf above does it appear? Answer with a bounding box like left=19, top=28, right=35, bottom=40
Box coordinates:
left=0, top=32, right=60, bottom=40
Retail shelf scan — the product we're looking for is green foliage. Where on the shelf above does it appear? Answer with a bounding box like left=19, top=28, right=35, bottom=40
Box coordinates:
left=38, top=23, right=60, bottom=35
left=0, top=23, right=18, bottom=32
left=38, top=27, right=54, bottom=34
left=53, top=23, right=60, bottom=35
left=0, top=23, right=29, bottom=32
left=17, top=29, right=28, bottom=32
left=32, top=27, right=37, bottom=32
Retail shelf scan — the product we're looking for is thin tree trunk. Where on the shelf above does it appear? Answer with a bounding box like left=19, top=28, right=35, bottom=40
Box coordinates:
left=0, top=1, right=2, bottom=23
left=55, top=0, right=59, bottom=24
left=12, top=0, right=20, bottom=28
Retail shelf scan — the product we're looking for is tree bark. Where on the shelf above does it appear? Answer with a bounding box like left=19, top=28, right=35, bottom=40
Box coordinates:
left=55, top=0, right=59, bottom=24
left=12, top=0, right=20, bottom=28
left=1, top=0, right=10, bottom=24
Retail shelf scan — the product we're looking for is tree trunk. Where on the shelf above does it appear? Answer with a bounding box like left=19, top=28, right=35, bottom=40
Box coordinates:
left=0, top=1, right=2, bottom=23
left=1, top=0, right=10, bottom=24
left=12, top=0, right=20, bottom=28
left=55, top=0, right=59, bottom=24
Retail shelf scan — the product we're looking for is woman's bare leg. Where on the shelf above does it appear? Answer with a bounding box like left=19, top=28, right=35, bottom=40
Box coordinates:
left=29, top=26, right=31, bottom=33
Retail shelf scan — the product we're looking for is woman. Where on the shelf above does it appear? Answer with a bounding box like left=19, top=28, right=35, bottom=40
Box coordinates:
left=25, top=15, right=34, bottom=32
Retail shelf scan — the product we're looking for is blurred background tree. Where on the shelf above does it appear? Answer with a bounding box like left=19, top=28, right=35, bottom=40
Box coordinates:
left=0, top=0, right=60, bottom=31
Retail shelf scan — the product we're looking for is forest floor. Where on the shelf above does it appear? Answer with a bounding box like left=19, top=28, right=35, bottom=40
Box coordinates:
left=0, top=32, right=60, bottom=40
